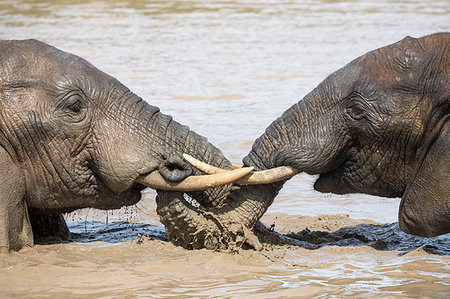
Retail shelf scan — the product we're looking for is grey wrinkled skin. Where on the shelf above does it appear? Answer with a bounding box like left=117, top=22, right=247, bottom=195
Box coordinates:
left=159, top=33, right=449, bottom=250
left=0, top=39, right=233, bottom=252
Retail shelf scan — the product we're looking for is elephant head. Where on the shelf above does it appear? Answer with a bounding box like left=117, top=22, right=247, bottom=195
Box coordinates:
left=0, top=39, right=252, bottom=252
left=158, top=32, right=449, bottom=249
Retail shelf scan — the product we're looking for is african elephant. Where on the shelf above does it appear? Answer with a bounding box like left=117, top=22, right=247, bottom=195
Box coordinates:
left=0, top=39, right=253, bottom=252
left=157, top=32, right=449, bottom=250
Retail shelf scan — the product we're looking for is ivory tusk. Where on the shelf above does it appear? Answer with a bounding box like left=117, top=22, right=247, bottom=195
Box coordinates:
left=181, top=153, right=227, bottom=174
left=183, top=153, right=299, bottom=185
left=232, top=162, right=244, bottom=169
left=234, top=166, right=299, bottom=185
left=136, top=166, right=254, bottom=191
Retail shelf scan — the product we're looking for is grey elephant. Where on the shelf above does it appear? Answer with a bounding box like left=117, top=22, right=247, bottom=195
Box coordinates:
left=157, top=32, right=449, bottom=250
left=0, top=39, right=253, bottom=252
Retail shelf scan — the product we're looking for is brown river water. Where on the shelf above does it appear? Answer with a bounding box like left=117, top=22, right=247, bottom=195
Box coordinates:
left=1, top=1, right=449, bottom=297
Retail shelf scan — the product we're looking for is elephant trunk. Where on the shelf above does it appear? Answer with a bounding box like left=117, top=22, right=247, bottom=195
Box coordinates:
left=93, top=91, right=235, bottom=209
left=156, top=185, right=281, bottom=250
left=153, top=117, right=245, bottom=250
left=154, top=112, right=288, bottom=250
left=156, top=82, right=346, bottom=249
left=160, top=116, right=235, bottom=208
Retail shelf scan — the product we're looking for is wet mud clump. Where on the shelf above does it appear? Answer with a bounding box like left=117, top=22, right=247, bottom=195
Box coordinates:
left=156, top=191, right=260, bottom=250
left=254, top=214, right=450, bottom=256
left=155, top=199, right=450, bottom=256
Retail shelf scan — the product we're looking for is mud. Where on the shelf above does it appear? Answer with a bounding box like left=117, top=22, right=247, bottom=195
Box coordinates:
left=1, top=199, right=449, bottom=298
left=256, top=214, right=450, bottom=256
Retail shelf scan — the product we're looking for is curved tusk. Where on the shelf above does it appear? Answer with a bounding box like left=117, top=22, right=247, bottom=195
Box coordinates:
left=183, top=153, right=299, bottom=185
left=183, top=154, right=244, bottom=171
left=182, top=153, right=227, bottom=174
left=136, top=166, right=254, bottom=191
left=235, top=166, right=299, bottom=185
left=232, top=162, right=244, bottom=169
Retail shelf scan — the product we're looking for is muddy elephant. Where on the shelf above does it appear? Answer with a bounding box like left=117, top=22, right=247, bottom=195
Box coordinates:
left=0, top=39, right=254, bottom=252
left=158, top=32, right=449, bottom=250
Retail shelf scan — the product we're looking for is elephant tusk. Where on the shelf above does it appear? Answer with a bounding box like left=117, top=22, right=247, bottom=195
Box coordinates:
left=232, top=162, right=244, bottom=169
left=136, top=166, right=254, bottom=191
left=183, top=153, right=299, bottom=185
left=183, top=153, right=236, bottom=174
left=235, top=166, right=299, bottom=185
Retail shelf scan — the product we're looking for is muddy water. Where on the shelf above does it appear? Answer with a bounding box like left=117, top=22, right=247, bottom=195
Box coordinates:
left=1, top=0, right=449, bottom=297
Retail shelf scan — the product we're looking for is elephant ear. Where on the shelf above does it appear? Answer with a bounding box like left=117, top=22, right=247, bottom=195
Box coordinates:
left=0, top=146, right=33, bottom=252
left=399, top=120, right=450, bottom=237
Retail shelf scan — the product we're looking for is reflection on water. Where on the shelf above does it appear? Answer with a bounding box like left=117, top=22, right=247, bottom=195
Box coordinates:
left=1, top=0, right=449, bottom=297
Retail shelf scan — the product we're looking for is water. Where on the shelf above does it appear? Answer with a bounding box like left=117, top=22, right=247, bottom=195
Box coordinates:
left=1, top=0, right=449, bottom=297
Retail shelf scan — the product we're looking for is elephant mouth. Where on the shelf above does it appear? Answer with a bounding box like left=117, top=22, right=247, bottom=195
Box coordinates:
left=120, top=183, right=147, bottom=205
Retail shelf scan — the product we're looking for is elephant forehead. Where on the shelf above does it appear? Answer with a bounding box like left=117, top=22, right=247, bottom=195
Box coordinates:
left=1, top=40, right=55, bottom=79
left=1, top=39, right=111, bottom=88
left=362, top=37, right=443, bottom=92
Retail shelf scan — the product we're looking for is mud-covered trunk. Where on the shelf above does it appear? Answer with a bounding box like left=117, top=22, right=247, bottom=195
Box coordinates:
left=156, top=113, right=235, bottom=207
left=155, top=110, right=289, bottom=250
left=155, top=62, right=360, bottom=250
left=156, top=83, right=345, bottom=249
left=106, top=94, right=241, bottom=247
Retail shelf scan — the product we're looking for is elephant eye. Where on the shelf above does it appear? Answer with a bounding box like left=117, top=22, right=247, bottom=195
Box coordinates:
left=346, top=104, right=365, bottom=120
left=67, top=99, right=84, bottom=114
left=57, top=94, right=87, bottom=123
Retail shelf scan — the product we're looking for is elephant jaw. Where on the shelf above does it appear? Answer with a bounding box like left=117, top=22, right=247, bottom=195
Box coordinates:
left=99, top=183, right=145, bottom=210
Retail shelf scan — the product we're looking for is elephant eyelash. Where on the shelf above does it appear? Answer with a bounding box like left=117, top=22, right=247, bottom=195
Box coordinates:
left=66, top=99, right=84, bottom=114
left=56, top=93, right=88, bottom=122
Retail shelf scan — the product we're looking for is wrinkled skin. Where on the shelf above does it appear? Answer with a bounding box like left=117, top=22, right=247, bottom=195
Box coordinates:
left=159, top=33, right=449, bottom=250
left=0, top=39, right=233, bottom=252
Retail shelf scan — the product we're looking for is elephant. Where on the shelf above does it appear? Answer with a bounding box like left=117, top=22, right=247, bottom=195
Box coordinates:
left=0, top=39, right=253, bottom=252
left=156, top=32, right=449, bottom=250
